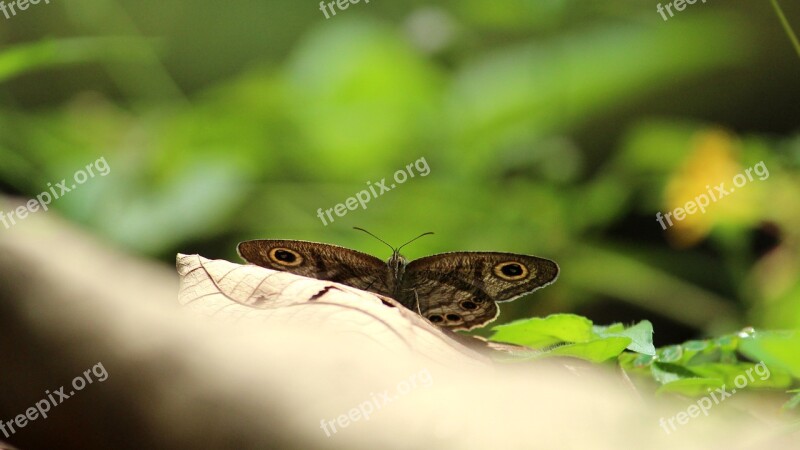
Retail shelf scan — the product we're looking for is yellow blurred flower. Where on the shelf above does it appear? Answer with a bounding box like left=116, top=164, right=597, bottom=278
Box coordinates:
left=663, top=129, right=757, bottom=247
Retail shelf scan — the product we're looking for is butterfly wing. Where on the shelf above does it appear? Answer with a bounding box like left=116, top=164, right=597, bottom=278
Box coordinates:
left=399, top=252, right=559, bottom=330
left=237, top=240, right=394, bottom=296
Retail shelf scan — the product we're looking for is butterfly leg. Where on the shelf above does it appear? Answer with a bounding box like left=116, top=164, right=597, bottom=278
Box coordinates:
left=411, top=288, right=422, bottom=315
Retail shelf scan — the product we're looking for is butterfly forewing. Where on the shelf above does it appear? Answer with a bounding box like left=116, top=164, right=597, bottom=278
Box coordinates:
left=237, top=240, right=395, bottom=296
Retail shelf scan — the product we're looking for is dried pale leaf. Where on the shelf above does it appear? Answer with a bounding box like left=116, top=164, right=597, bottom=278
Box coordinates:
left=177, top=253, right=489, bottom=366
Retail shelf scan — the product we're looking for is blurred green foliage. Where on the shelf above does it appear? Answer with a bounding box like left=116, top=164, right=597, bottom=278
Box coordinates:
left=493, top=314, right=799, bottom=405
left=1, top=0, right=799, bottom=346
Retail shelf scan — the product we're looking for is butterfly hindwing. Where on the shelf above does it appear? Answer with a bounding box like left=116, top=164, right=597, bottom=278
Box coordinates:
left=399, top=252, right=559, bottom=330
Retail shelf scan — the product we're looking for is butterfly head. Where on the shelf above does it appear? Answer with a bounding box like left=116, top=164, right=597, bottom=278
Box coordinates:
left=387, top=249, right=408, bottom=279
left=353, top=227, right=432, bottom=280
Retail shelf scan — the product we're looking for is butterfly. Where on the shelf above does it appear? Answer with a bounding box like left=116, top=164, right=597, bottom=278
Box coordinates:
left=237, top=228, right=559, bottom=331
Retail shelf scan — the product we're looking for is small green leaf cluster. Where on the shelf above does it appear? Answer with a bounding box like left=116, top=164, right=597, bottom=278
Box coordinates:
left=490, top=314, right=800, bottom=409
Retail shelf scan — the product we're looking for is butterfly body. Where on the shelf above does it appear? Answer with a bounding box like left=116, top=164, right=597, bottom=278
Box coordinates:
left=237, top=239, right=558, bottom=330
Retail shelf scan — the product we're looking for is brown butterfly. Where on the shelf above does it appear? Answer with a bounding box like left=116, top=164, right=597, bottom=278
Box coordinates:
left=237, top=228, right=559, bottom=331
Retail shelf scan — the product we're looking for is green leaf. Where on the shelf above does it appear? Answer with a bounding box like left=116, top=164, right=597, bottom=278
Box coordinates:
left=595, top=320, right=655, bottom=355
left=490, top=314, right=594, bottom=348
left=738, top=330, right=800, bottom=379
left=545, top=337, right=632, bottom=363
left=651, top=362, right=703, bottom=385
left=689, top=363, right=792, bottom=390
left=657, top=377, right=725, bottom=396
left=490, top=315, right=654, bottom=362
left=658, top=345, right=684, bottom=363
left=683, top=340, right=710, bottom=352
left=594, top=322, right=625, bottom=334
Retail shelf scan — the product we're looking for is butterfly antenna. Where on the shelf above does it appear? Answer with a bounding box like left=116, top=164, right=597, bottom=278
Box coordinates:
left=353, top=227, right=396, bottom=253
left=353, top=227, right=434, bottom=253
left=397, top=231, right=434, bottom=252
